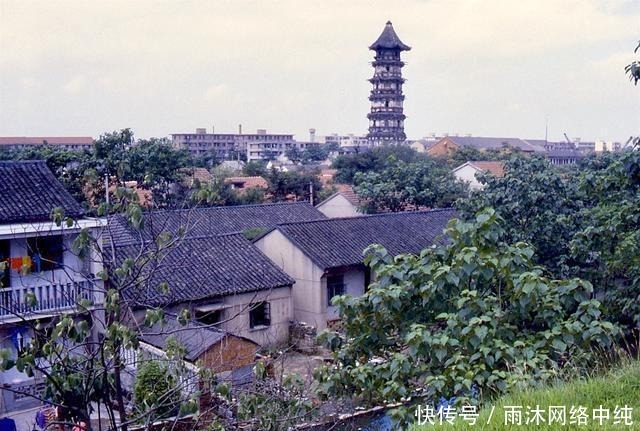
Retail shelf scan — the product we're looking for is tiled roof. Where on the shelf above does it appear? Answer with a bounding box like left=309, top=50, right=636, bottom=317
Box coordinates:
left=225, top=176, right=268, bottom=189
left=116, top=233, right=294, bottom=307
left=0, top=161, right=84, bottom=223
left=369, top=21, right=411, bottom=51
left=272, top=209, right=457, bottom=269
left=467, top=161, right=506, bottom=177
left=181, top=167, right=213, bottom=186
left=107, top=201, right=326, bottom=246
left=140, top=319, right=256, bottom=362
left=334, top=184, right=362, bottom=206
left=0, top=136, right=93, bottom=146
left=443, top=136, right=546, bottom=153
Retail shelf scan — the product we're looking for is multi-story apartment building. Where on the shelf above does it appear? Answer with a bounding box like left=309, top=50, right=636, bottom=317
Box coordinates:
left=0, top=161, right=104, bottom=414
left=171, top=128, right=305, bottom=162
left=0, top=137, right=93, bottom=152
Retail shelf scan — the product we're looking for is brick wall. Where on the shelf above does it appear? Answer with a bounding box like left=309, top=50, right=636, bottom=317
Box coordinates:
left=199, top=335, right=258, bottom=373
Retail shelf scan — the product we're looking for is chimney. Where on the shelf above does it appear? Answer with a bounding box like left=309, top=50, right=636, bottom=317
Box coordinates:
left=309, top=128, right=316, bottom=143
left=238, top=124, right=242, bottom=135
left=212, top=124, right=215, bottom=134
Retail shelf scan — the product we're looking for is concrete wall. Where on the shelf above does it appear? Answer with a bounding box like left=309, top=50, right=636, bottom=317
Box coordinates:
left=316, top=194, right=361, bottom=218
left=453, top=164, right=483, bottom=190
left=255, top=230, right=327, bottom=328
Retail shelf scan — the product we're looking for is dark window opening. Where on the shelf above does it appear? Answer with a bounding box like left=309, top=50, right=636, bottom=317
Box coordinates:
left=0, top=240, right=9, bottom=287
left=196, top=309, right=223, bottom=326
left=27, top=236, right=64, bottom=272
left=327, top=274, right=345, bottom=306
left=249, top=302, right=271, bottom=328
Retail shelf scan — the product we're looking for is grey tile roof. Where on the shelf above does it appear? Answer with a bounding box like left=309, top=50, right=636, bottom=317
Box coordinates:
left=107, top=202, right=326, bottom=246
left=369, top=21, right=411, bottom=51
left=446, top=136, right=546, bottom=153
left=140, top=319, right=256, bottom=362
left=115, top=233, right=294, bottom=308
left=0, top=160, right=84, bottom=223
left=272, top=209, right=457, bottom=270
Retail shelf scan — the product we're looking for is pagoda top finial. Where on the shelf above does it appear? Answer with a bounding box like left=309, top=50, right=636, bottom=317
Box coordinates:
left=369, top=21, right=410, bottom=51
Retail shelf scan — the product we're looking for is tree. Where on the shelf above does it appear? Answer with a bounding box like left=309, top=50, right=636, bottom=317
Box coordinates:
left=284, top=146, right=302, bottom=164
left=315, top=209, right=617, bottom=426
left=570, top=152, right=640, bottom=327
left=300, top=143, right=328, bottom=164
left=624, top=40, right=640, bottom=85
left=243, top=161, right=268, bottom=177
left=332, top=145, right=425, bottom=183
left=457, top=156, right=583, bottom=274
left=354, top=158, right=467, bottom=213
left=265, top=168, right=322, bottom=203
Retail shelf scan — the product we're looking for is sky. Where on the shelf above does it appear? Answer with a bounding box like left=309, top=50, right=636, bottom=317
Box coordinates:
left=0, top=0, right=638, bottom=143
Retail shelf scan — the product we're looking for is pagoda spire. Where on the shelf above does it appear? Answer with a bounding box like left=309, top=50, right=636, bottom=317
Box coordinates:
left=366, top=22, right=410, bottom=145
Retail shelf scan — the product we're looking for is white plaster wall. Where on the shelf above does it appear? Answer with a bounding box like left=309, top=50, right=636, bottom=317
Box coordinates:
left=316, top=194, right=361, bottom=218
left=255, top=230, right=327, bottom=328
left=453, top=165, right=483, bottom=190
left=325, top=269, right=365, bottom=321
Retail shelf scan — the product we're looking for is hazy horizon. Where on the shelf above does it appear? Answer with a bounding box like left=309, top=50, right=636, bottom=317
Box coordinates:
left=1, top=0, right=638, bottom=143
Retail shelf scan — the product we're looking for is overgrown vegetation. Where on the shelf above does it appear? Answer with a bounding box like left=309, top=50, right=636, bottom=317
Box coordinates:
left=315, top=209, right=618, bottom=425
left=412, top=360, right=640, bottom=431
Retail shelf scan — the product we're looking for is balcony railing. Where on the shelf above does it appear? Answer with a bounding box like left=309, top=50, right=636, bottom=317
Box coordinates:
left=0, top=280, right=96, bottom=318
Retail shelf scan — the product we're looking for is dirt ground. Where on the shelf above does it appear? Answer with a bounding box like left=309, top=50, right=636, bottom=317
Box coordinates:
left=272, top=348, right=332, bottom=387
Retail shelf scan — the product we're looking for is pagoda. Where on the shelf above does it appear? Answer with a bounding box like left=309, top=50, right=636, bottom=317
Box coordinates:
left=366, top=21, right=410, bottom=145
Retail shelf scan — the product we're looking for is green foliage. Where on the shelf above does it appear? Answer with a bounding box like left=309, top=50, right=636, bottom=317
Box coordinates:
left=265, top=168, right=322, bottom=202
left=458, top=153, right=640, bottom=330
left=570, top=152, right=640, bottom=326
left=624, top=40, right=640, bottom=85
left=412, top=360, right=640, bottom=431
left=332, top=145, right=424, bottom=183
left=442, top=145, right=510, bottom=169
left=354, top=158, right=467, bottom=213
left=243, top=227, right=267, bottom=240
left=243, top=161, right=268, bottom=177
left=457, top=156, right=582, bottom=273
left=236, top=364, right=314, bottom=430
left=315, top=209, right=617, bottom=424
left=133, top=360, right=181, bottom=420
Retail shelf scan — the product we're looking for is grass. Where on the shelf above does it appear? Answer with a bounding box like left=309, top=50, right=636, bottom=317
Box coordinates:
left=411, top=361, right=640, bottom=430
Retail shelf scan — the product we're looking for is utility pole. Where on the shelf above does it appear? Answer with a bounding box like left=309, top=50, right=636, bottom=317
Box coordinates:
left=309, top=181, right=314, bottom=206
left=105, top=173, right=110, bottom=206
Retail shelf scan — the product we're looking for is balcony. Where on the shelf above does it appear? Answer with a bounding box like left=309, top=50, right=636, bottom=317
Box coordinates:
left=0, top=280, right=96, bottom=320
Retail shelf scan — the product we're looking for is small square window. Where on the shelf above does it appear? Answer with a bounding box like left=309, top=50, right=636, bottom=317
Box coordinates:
left=327, top=274, right=345, bottom=306
left=249, top=302, right=270, bottom=328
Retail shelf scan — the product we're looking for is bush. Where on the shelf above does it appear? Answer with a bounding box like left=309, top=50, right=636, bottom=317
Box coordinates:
left=315, top=209, right=618, bottom=425
left=133, top=360, right=181, bottom=420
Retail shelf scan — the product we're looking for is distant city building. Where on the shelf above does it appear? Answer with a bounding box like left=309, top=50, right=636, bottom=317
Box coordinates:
left=594, top=140, right=622, bottom=152
left=366, top=21, right=410, bottom=145
left=323, top=133, right=369, bottom=148
left=0, top=136, right=93, bottom=151
left=171, top=128, right=306, bottom=162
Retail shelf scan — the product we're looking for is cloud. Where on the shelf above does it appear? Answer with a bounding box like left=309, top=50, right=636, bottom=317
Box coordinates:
left=0, top=0, right=638, bottom=142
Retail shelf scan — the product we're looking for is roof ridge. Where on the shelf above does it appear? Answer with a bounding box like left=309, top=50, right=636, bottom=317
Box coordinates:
left=0, top=160, right=47, bottom=165
left=133, top=201, right=315, bottom=217
left=278, top=207, right=455, bottom=227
